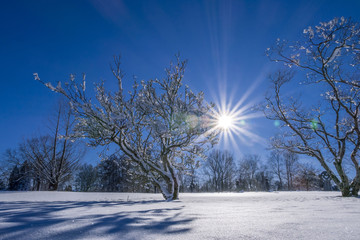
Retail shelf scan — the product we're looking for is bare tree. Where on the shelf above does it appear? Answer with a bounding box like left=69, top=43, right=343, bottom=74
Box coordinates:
left=264, top=17, right=360, bottom=196
left=283, top=151, right=298, bottom=190
left=1, top=149, right=21, bottom=188
left=294, top=163, right=320, bottom=191
left=254, top=163, right=272, bottom=191
left=267, top=150, right=284, bottom=190
left=182, top=164, right=199, bottom=193
left=237, top=154, right=260, bottom=191
left=203, top=150, right=236, bottom=192
left=20, top=102, right=84, bottom=190
left=35, top=56, right=217, bottom=200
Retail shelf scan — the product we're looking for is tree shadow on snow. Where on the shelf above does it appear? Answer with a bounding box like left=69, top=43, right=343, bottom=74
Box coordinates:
left=0, top=200, right=193, bottom=240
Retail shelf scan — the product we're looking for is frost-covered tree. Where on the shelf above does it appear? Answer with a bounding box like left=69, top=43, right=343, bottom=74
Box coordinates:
left=182, top=164, right=199, bottom=192
left=35, top=56, right=217, bottom=200
left=264, top=17, right=360, bottom=196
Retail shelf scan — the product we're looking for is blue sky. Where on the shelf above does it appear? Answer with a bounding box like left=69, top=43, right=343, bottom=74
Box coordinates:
left=1, top=0, right=360, bottom=164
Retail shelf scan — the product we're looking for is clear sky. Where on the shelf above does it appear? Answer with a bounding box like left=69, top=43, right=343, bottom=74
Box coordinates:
left=1, top=0, right=360, bottom=164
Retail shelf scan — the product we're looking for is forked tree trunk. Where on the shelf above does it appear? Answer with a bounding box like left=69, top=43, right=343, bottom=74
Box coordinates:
left=119, top=137, right=181, bottom=201
left=332, top=177, right=359, bottom=197
left=157, top=173, right=180, bottom=201
left=341, top=183, right=360, bottom=197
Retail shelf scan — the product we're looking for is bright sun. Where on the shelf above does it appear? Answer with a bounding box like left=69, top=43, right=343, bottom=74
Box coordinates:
left=217, top=114, right=234, bottom=130
left=203, top=69, right=267, bottom=150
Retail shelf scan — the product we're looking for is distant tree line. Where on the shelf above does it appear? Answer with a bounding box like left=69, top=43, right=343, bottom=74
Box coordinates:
left=179, top=150, right=337, bottom=193
left=74, top=154, right=152, bottom=192
left=1, top=151, right=150, bottom=193
left=1, top=147, right=337, bottom=193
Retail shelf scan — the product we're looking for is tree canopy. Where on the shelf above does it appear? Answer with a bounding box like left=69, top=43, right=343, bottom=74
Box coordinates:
left=264, top=17, right=360, bottom=196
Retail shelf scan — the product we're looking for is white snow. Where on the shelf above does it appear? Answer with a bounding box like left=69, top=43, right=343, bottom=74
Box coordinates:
left=0, top=191, right=359, bottom=240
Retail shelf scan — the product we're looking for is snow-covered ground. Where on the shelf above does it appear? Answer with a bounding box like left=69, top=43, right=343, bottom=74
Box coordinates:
left=0, top=191, right=359, bottom=240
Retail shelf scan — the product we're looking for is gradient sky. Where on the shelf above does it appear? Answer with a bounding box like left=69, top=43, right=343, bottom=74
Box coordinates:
left=1, top=0, right=360, bottom=164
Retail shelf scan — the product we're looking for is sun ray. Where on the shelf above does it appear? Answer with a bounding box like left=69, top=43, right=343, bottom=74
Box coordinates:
left=205, top=76, right=267, bottom=151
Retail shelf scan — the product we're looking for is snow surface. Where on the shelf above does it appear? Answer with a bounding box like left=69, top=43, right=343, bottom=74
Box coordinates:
left=0, top=191, right=359, bottom=240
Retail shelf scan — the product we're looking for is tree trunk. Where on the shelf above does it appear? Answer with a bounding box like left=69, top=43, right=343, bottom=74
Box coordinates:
left=332, top=161, right=359, bottom=197
left=278, top=177, right=283, bottom=191
left=48, top=182, right=58, bottom=191
left=172, top=176, right=179, bottom=200
left=323, top=169, right=360, bottom=197
left=350, top=169, right=360, bottom=196
left=351, top=185, right=359, bottom=197
left=34, top=176, right=41, bottom=191
left=168, top=169, right=179, bottom=200
left=157, top=177, right=179, bottom=201
left=338, top=182, right=359, bottom=197
left=341, top=185, right=351, bottom=197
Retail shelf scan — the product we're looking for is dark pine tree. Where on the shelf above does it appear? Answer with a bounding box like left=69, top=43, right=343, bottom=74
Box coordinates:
left=8, top=165, right=20, bottom=190
left=98, top=155, right=123, bottom=192
left=0, top=179, right=6, bottom=190
left=18, top=161, right=31, bottom=191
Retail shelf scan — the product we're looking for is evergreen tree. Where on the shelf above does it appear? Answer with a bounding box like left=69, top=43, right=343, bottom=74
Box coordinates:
left=75, top=164, right=98, bottom=192
left=18, top=161, right=31, bottom=191
left=0, top=179, right=5, bottom=190
left=8, top=165, right=20, bottom=190
left=97, top=155, right=124, bottom=192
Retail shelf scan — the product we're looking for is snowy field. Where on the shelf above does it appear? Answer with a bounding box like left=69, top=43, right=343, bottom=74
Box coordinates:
left=0, top=191, right=359, bottom=240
